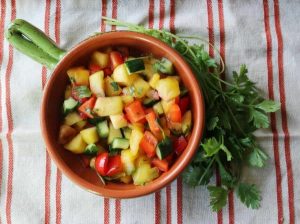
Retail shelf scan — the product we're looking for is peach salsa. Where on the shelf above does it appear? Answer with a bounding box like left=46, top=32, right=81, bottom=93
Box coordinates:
left=58, top=47, right=192, bottom=185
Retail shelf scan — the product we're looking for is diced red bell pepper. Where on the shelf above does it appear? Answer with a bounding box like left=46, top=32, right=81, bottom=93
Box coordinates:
left=124, top=100, right=145, bottom=123
left=145, top=110, right=162, bottom=140
left=79, top=112, right=88, bottom=120
left=140, top=131, right=158, bottom=158
left=167, top=104, right=182, bottom=123
left=95, top=152, right=109, bottom=176
left=89, top=63, right=102, bottom=74
left=103, top=67, right=113, bottom=76
left=106, top=155, right=123, bottom=177
left=110, top=51, right=124, bottom=70
left=179, top=96, right=190, bottom=115
left=78, top=96, right=96, bottom=119
left=152, top=158, right=169, bottom=172
left=174, top=136, right=188, bottom=155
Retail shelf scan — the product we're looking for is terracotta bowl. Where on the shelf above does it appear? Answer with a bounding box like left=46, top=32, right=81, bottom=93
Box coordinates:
left=6, top=19, right=205, bottom=198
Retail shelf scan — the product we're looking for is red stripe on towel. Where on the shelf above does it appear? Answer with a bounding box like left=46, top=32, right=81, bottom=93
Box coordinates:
left=159, top=0, right=165, bottom=30
left=43, top=1, right=51, bottom=223
left=54, top=0, right=62, bottom=223
left=169, top=0, right=175, bottom=33
left=111, top=0, right=117, bottom=31
left=148, top=0, right=154, bottom=29
left=0, top=0, right=6, bottom=132
left=101, top=0, right=107, bottom=32
left=155, top=192, right=161, bottom=224
left=104, top=198, right=110, bottom=224
left=5, top=1, right=16, bottom=223
left=115, top=199, right=121, bottom=224
left=177, top=177, right=183, bottom=224
left=263, top=0, right=283, bottom=222
left=273, top=1, right=295, bottom=223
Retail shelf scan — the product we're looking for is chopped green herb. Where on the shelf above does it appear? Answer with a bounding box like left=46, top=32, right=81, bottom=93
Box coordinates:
left=103, top=17, right=280, bottom=212
left=110, top=82, right=119, bottom=91
left=73, top=86, right=91, bottom=99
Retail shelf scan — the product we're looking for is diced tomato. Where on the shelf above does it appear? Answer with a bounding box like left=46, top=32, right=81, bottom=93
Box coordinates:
left=140, top=131, right=158, bottom=158
left=125, top=100, right=145, bottom=123
left=167, top=104, right=182, bottom=123
left=80, top=155, right=91, bottom=168
left=95, top=152, right=109, bottom=176
left=79, top=112, right=88, bottom=120
left=103, top=67, right=113, bottom=76
left=106, top=155, right=123, bottom=177
left=89, top=63, right=102, bottom=74
left=145, top=110, right=162, bottom=139
left=174, top=136, right=188, bottom=155
left=110, top=51, right=124, bottom=70
left=152, top=158, right=169, bottom=172
left=78, top=96, right=96, bottom=119
left=179, top=96, right=190, bottom=114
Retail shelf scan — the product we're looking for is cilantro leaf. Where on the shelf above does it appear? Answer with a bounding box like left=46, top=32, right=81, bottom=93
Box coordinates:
left=255, top=100, right=280, bottom=113
left=207, top=117, right=219, bottom=131
left=201, top=137, right=221, bottom=157
left=247, top=147, right=269, bottom=168
left=237, top=183, right=261, bottom=209
left=207, top=186, right=228, bottom=212
left=220, top=144, right=233, bottom=161
left=110, top=82, right=119, bottom=91
left=249, top=109, right=269, bottom=128
left=73, top=86, right=91, bottom=99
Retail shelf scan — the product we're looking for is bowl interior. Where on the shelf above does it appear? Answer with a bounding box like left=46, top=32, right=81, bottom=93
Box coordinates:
left=42, top=31, right=204, bottom=198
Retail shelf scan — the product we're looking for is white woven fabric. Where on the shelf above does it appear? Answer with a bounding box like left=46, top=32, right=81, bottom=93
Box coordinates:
left=0, top=0, right=299, bottom=223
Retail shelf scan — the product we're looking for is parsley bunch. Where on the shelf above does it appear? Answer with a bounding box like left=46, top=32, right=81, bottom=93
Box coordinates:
left=103, top=17, right=280, bottom=211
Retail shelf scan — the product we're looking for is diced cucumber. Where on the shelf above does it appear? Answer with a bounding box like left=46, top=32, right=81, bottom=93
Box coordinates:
left=125, top=58, right=145, bottom=74
left=84, top=143, right=99, bottom=155
left=156, top=137, right=173, bottom=159
left=87, top=116, right=104, bottom=125
left=96, top=120, right=109, bottom=138
left=153, top=102, right=164, bottom=115
left=153, top=57, right=174, bottom=75
left=122, top=127, right=132, bottom=139
left=143, top=97, right=159, bottom=107
left=111, top=138, right=130, bottom=150
left=182, top=110, right=192, bottom=135
left=108, top=122, right=122, bottom=144
left=63, top=97, right=78, bottom=115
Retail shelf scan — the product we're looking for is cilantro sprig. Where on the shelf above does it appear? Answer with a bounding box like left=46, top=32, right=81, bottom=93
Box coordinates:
left=103, top=17, right=280, bottom=212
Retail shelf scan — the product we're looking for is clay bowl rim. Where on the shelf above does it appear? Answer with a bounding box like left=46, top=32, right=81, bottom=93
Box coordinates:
left=41, top=31, right=205, bottom=199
